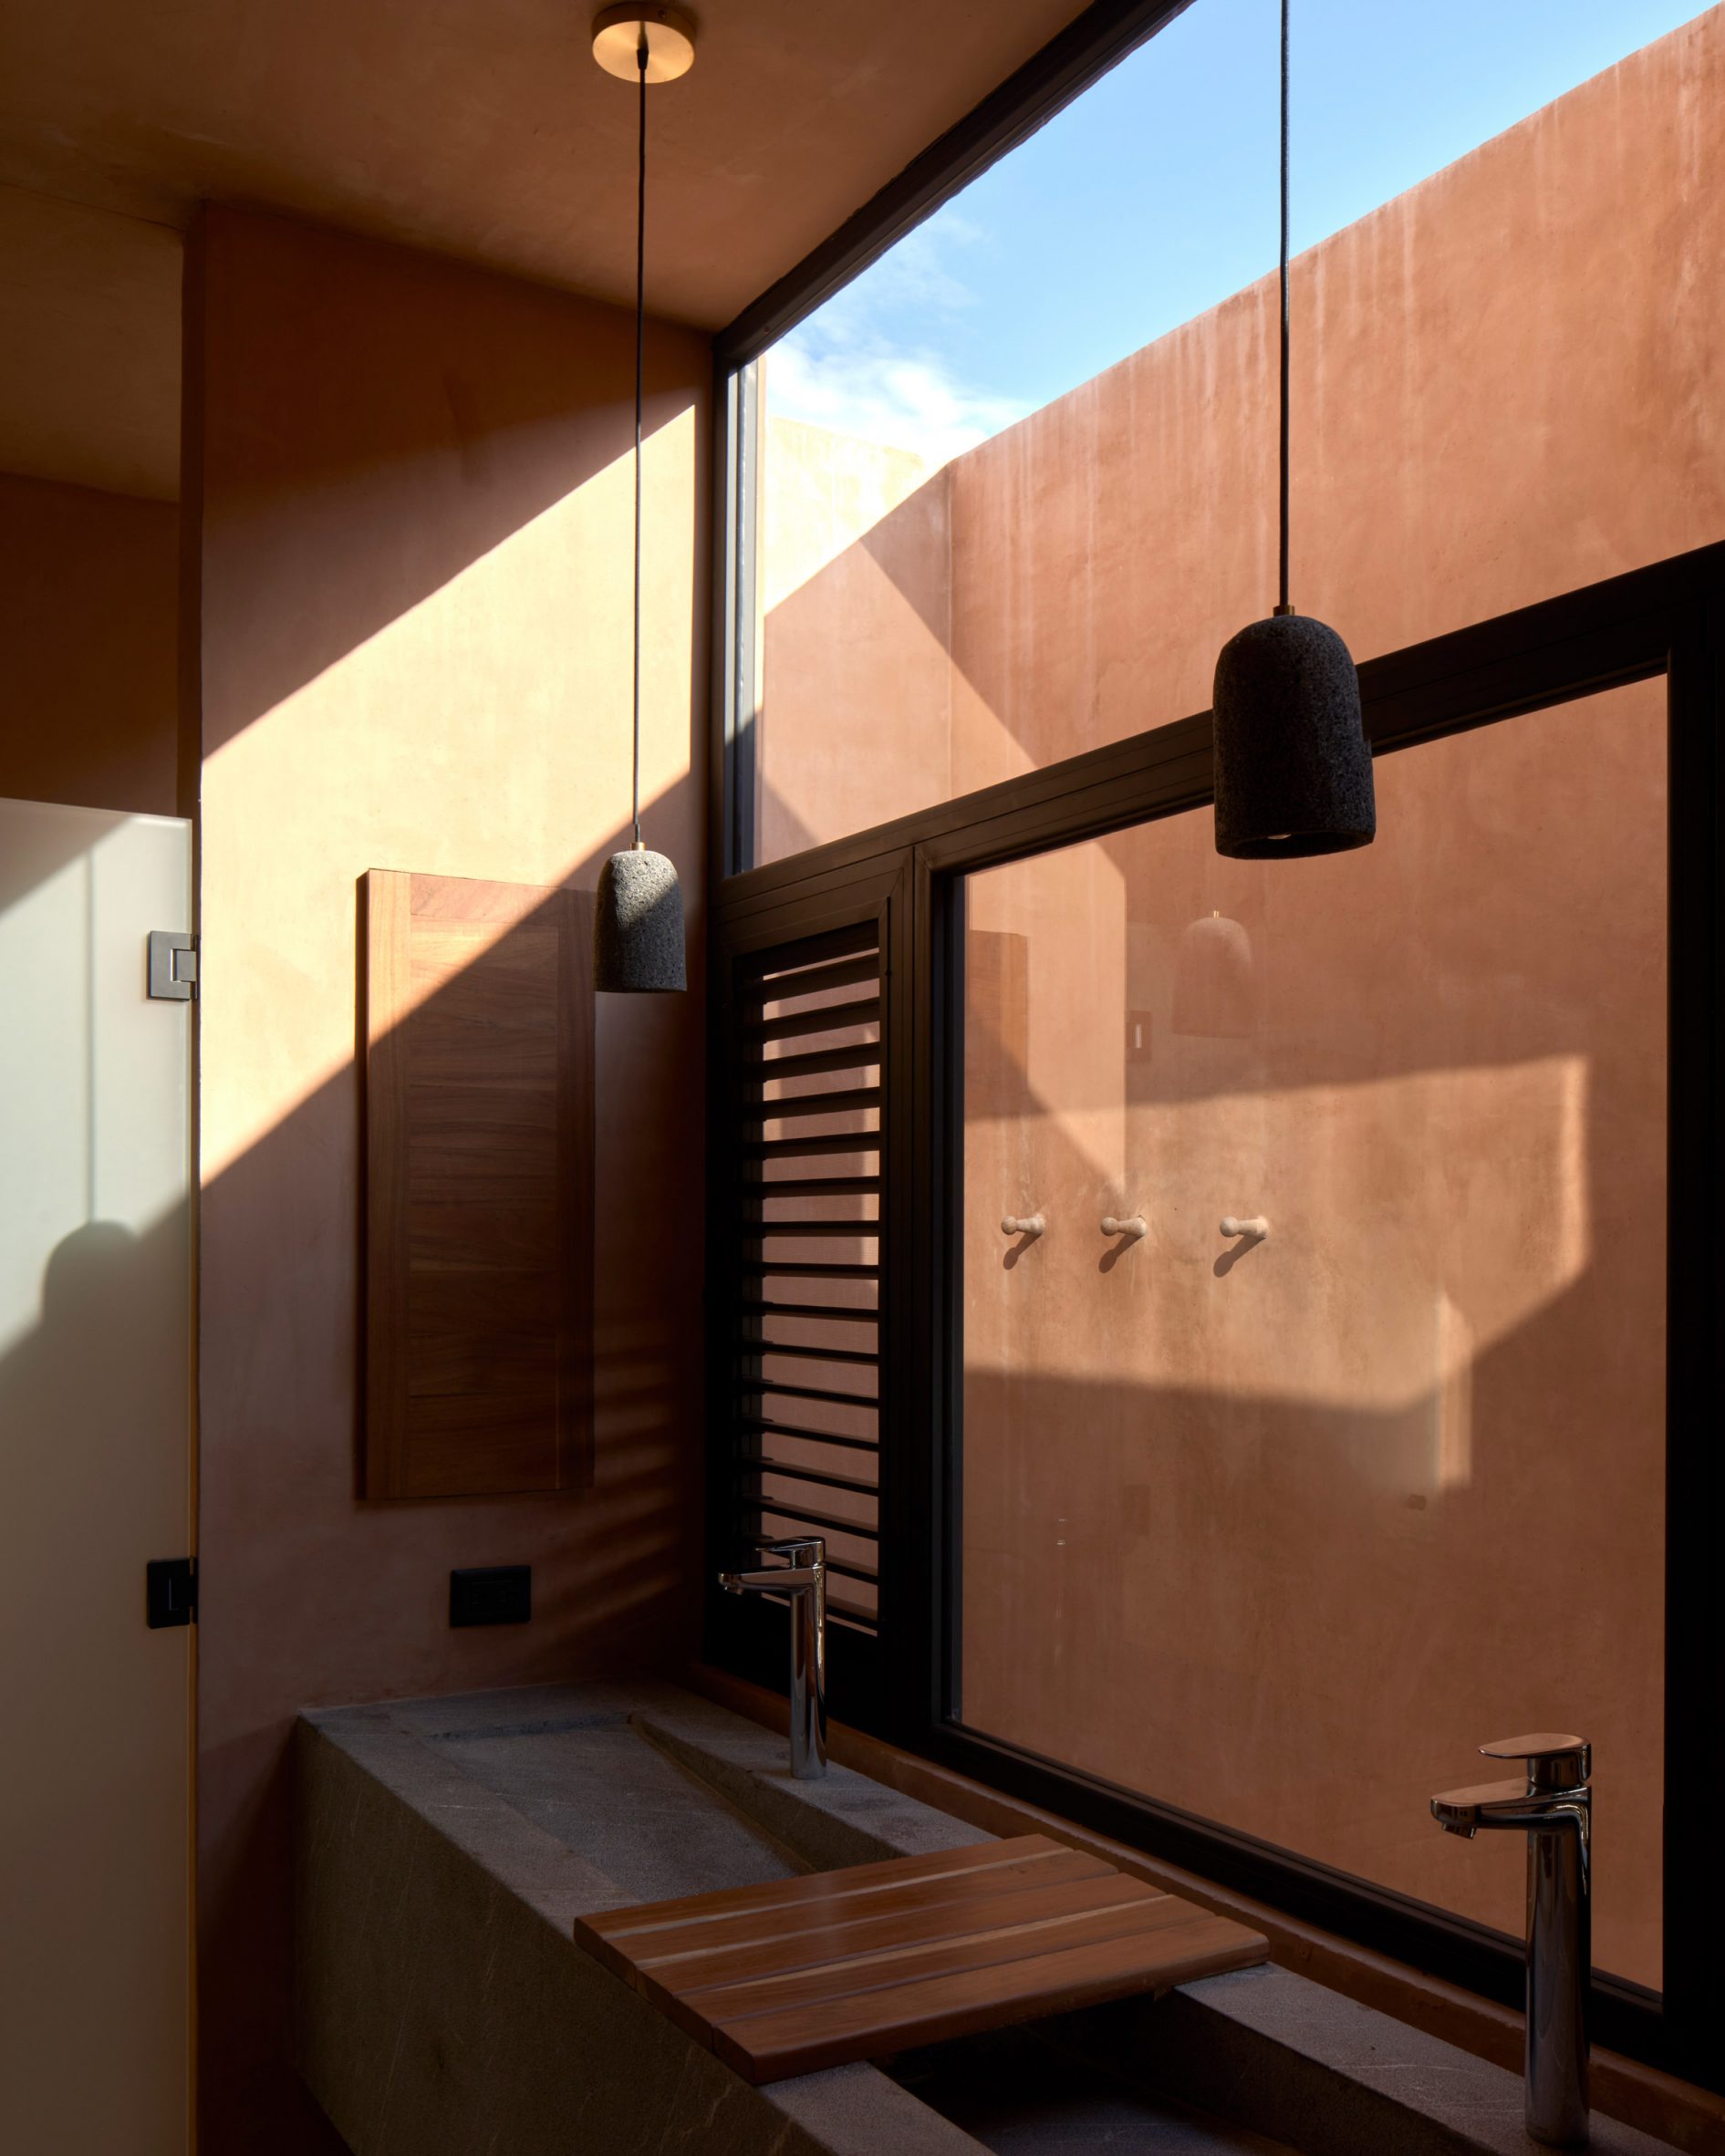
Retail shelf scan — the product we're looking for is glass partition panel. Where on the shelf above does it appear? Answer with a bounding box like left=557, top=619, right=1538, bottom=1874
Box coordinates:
left=959, top=680, right=1667, bottom=1988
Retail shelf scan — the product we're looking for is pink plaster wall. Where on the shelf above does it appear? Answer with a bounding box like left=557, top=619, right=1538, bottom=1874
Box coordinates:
left=760, top=4, right=1725, bottom=836
left=753, top=5, right=1715, bottom=2004
left=188, top=208, right=709, bottom=2150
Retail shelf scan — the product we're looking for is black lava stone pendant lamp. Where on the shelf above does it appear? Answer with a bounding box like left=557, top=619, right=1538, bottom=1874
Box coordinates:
left=1212, top=0, right=1374, bottom=860
left=591, top=5, right=695, bottom=990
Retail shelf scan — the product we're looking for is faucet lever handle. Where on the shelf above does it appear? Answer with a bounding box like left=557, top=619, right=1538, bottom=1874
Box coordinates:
left=1479, top=1732, right=1590, bottom=1789
left=755, top=1535, right=826, bottom=1565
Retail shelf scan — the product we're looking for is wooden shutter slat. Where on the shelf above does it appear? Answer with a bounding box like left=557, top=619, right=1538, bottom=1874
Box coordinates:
left=745, top=997, right=882, bottom=1044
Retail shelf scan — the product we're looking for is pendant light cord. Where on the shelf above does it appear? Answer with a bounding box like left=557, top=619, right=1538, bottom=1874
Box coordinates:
left=1276, top=0, right=1292, bottom=616
left=631, top=30, right=648, bottom=846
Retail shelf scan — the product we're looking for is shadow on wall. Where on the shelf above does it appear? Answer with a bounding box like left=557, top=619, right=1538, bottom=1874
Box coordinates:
left=956, top=807, right=1665, bottom=1990
left=754, top=4, right=1725, bottom=863
left=175, top=203, right=715, bottom=2151
left=194, top=210, right=701, bottom=756
left=755, top=467, right=954, bottom=866
left=957, top=1340, right=1663, bottom=1992
left=199, top=805, right=704, bottom=2148
left=0, top=791, right=705, bottom=2152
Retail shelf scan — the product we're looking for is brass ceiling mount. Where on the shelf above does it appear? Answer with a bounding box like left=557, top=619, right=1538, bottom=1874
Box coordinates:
left=590, top=4, right=697, bottom=83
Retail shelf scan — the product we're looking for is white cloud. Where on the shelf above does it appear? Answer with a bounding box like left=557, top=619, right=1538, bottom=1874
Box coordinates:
left=764, top=212, right=1030, bottom=472
left=765, top=337, right=1029, bottom=472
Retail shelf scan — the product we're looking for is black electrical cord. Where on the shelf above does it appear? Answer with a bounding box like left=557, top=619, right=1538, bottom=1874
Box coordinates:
left=632, top=29, right=648, bottom=845
left=1277, top=0, right=1291, bottom=616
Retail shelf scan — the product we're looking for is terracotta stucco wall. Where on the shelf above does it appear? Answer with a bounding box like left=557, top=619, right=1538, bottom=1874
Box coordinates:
left=760, top=4, right=1725, bottom=835
left=0, top=471, right=178, bottom=814
left=962, top=679, right=1667, bottom=1988
left=188, top=208, right=709, bottom=2150
left=753, top=4, right=1713, bottom=2006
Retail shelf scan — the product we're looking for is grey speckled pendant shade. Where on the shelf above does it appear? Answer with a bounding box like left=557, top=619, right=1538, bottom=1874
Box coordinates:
left=594, top=845, right=686, bottom=991
left=1212, top=612, right=1375, bottom=859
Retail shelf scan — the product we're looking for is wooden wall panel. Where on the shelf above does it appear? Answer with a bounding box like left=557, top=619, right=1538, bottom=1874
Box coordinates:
left=364, top=869, right=593, bottom=1498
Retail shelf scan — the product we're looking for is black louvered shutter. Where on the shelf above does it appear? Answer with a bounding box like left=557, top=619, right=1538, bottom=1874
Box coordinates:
left=725, top=921, right=883, bottom=1633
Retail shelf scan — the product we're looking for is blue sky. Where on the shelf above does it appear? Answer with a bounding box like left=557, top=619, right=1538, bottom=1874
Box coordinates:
left=766, top=0, right=1711, bottom=465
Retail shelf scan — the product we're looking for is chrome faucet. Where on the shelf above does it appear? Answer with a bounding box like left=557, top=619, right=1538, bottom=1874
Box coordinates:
left=718, top=1536, right=827, bottom=1779
left=1431, top=1734, right=1592, bottom=2148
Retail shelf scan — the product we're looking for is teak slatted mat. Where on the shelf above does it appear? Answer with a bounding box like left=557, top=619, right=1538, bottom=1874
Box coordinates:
left=572, top=1834, right=1267, bottom=2083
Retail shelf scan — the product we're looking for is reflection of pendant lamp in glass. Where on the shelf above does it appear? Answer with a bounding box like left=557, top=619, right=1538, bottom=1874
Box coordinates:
left=590, top=6, right=695, bottom=991
left=1172, top=912, right=1257, bottom=1038
left=1212, top=0, right=1374, bottom=861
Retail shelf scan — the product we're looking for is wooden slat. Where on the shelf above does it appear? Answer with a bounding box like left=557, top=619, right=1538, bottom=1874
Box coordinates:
left=740, top=1300, right=878, bottom=1325
left=688, top=1878, right=1179, bottom=2015
left=744, top=1134, right=882, bottom=1160
left=738, top=1415, right=879, bottom=1452
left=573, top=1833, right=1267, bottom=2085
left=746, top=996, right=881, bottom=1044
left=710, top=1903, right=1263, bottom=2082
left=743, top=1456, right=878, bottom=1495
left=739, top=1260, right=880, bottom=1280
left=751, top=1341, right=879, bottom=1367
left=741, top=950, right=880, bottom=1003
left=749, top=1041, right=883, bottom=1083
left=744, top=1221, right=880, bottom=1241
left=746, top=1085, right=880, bottom=1122
left=581, top=1839, right=1064, bottom=1952
left=639, top=1857, right=1119, bottom=1988
left=743, top=1501, right=880, bottom=1542
left=744, top=1176, right=883, bottom=1199
left=742, top=1375, right=878, bottom=1407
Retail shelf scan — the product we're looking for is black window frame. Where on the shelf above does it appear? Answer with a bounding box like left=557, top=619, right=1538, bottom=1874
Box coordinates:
left=710, top=542, right=1725, bottom=2089
left=701, top=0, right=1725, bottom=2093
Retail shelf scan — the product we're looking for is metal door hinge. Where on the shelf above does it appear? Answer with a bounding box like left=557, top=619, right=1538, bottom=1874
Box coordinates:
left=147, top=929, right=198, bottom=1000
left=146, top=1557, right=198, bottom=1628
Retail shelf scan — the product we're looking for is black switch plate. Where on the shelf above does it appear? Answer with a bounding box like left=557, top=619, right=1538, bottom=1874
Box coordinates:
left=147, top=1557, right=197, bottom=1628
left=449, top=1564, right=531, bottom=1628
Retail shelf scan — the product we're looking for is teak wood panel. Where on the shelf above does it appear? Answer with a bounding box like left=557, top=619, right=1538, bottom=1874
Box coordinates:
left=572, top=1833, right=1266, bottom=2082
left=364, top=869, right=593, bottom=1498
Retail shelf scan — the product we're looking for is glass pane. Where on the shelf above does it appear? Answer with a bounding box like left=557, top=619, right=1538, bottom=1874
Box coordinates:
left=0, top=799, right=194, bottom=2147
left=959, top=681, right=1666, bottom=1990
left=748, top=3, right=1715, bottom=866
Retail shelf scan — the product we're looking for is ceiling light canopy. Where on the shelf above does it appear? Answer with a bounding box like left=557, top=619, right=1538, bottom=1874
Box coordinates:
left=591, top=5, right=696, bottom=85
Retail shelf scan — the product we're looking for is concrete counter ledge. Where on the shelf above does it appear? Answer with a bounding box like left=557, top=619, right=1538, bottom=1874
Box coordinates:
left=296, top=1681, right=989, bottom=2156
left=296, top=1683, right=1681, bottom=2156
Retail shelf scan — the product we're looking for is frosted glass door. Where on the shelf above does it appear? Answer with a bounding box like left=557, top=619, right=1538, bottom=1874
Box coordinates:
left=0, top=800, right=194, bottom=2153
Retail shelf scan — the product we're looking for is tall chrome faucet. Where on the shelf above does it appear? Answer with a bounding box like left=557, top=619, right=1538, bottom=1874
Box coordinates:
left=1431, top=1734, right=1592, bottom=2147
left=718, top=1536, right=827, bottom=1779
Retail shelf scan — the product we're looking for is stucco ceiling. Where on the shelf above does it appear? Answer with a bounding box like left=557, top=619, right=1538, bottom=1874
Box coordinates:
left=0, top=0, right=1092, bottom=328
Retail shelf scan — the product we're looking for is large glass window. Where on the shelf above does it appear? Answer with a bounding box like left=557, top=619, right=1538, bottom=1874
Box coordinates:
left=958, top=680, right=1667, bottom=1989
left=735, top=0, right=1716, bottom=870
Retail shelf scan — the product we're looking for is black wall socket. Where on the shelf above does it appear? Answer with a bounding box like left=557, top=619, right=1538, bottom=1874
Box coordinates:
left=449, top=1564, right=532, bottom=1627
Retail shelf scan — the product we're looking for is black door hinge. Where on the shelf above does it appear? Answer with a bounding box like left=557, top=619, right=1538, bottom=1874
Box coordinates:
left=147, top=1557, right=198, bottom=1628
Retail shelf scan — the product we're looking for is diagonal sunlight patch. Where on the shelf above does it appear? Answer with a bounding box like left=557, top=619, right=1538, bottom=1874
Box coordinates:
left=964, top=1052, right=1593, bottom=1474
left=199, top=415, right=695, bottom=1181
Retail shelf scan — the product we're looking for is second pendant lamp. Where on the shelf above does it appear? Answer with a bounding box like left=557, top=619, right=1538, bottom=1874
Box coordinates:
left=591, top=5, right=694, bottom=991
left=1212, top=0, right=1374, bottom=861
